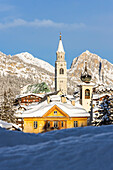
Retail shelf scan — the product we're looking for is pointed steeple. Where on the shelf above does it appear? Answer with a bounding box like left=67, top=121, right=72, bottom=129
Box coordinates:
left=55, top=33, right=67, bottom=94
left=57, top=33, right=64, bottom=53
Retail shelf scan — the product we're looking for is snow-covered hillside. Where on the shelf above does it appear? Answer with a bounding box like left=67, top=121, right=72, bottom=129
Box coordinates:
left=0, top=51, right=55, bottom=95
left=67, top=50, right=113, bottom=94
left=16, top=52, right=54, bottom=73
left=0, top=125, right=113, bottom=170
left=0, top=50, right=113, bottom=95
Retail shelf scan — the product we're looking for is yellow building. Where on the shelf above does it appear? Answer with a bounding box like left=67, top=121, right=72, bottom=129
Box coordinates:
left=22, top=95, right=90, bottom=133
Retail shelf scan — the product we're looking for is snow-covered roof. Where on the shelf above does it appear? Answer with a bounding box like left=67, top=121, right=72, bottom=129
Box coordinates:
left=50, top=95, right=61, bottom=101
left=16, top=93, right=45, bottom=99
left=18, top=103, right=39, bottom=110
left=44, top=90, right=63, bottom=96
left=21, top=100, right=89, bottom=118
left=18, top=105, right=28, bottom=109
left=93, top=93, right=111, bottom=100
left=57, top=39, right=64, bottom=53
left=78, top=82, right=95, bottom=86
left=66, top=95, right=75, bottom=100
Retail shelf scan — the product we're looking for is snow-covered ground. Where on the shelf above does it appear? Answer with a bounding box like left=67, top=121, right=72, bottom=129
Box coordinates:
left=0, top=125, right=113, bottom=170
left=0, top=120, right=21, bottom=131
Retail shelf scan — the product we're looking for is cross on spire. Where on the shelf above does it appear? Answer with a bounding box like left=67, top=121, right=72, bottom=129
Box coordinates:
left=60, top=32, right=61, bottom=40
left=57, top=33, right=64, bottom=53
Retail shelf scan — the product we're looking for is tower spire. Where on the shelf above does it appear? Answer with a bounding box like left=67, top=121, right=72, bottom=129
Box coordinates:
left=55, top=33, right=67, bottom=94
left=85, top=61, right=87, bottom=72
left=60, top=32, right=61, bottom=40
left=57, top=33, right=64, bottom=53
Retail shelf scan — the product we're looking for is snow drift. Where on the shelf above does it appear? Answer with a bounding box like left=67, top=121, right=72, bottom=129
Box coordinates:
left=0, top=126, right=113, bottom=170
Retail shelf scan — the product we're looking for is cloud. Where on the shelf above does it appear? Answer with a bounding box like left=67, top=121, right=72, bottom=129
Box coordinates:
left=0, top=18, right=86, bottom=30
left=0, top=4, right=14, bottom=12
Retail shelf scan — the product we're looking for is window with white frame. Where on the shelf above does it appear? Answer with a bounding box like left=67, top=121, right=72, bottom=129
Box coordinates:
left=34, top=121, right=38, bottom=129
left=54, top=111, right=57, bottom=115
left=74, top=121, right=78, bottom=127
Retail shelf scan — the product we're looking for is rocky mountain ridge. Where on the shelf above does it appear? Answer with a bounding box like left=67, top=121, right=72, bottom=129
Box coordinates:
left=0, top=50, right=113, bottom=96
left=68, top=50, right=113, bottom=93
left=0, top=52, right=55, bottom=96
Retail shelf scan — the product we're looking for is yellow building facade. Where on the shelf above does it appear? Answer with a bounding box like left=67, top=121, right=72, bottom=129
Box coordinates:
left=23, top=104, right=89, bottom=134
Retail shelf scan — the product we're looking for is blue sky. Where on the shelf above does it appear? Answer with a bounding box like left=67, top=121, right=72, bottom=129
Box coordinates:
left=0, top=0, right=113, bottom=68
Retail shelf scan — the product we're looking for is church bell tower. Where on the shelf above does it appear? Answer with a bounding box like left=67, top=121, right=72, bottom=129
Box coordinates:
left=80, top=61, right=94, bottom=112
left=55, top=33, right=67, bottom=94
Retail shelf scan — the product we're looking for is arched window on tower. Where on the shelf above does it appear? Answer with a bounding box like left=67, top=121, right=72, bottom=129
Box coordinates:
left=59, top=68, right=64, bottom=74
left=85, top=89, right=90, bottom=99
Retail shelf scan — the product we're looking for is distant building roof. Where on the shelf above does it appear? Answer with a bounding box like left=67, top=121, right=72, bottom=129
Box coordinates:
left=93, top=93, right=111, bottom=100
left=16, top=93, right=45, bottom=99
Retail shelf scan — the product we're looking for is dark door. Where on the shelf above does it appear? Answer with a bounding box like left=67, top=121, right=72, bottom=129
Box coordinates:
left=54, top=121, right=58, bottom=129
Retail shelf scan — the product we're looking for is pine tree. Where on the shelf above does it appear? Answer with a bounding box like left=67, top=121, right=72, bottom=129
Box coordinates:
left=0, top=88, right=16, bottom=123
left=26, top=82, right=50, bottom=93
left=93, top=96, right=112, bottom=126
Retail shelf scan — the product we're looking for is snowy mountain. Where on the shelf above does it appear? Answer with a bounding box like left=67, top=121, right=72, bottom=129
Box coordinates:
left=67, top=50, right=113, bottom=94
left=0, top=50, right=113, bottom=96
left=16, top=52, right=54, bottom=73
left=0, top=51, right=55, bottom=95
left=0, top=125, right=113, bottom=170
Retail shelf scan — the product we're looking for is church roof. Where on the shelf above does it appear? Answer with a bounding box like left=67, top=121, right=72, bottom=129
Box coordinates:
left=57, top=34, right=64, bottom=53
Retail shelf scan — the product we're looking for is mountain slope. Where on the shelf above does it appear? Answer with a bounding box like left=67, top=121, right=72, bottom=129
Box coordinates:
left=0, top=51, right=55, bottom=96
left=16, top=52, right=54, bottom=73
left=0, top=50, right=113, bottom=96
left=67, top=50, right=113, bottom=94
